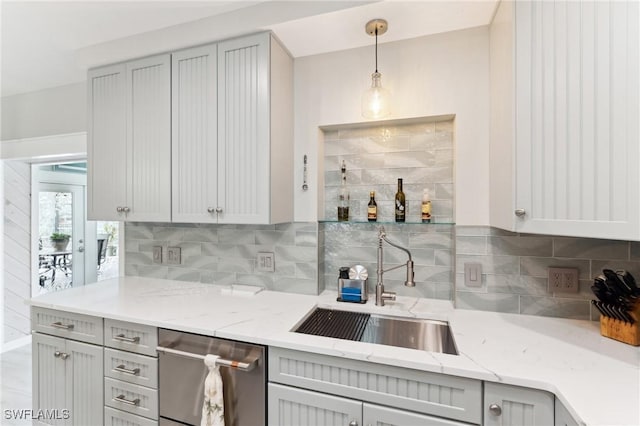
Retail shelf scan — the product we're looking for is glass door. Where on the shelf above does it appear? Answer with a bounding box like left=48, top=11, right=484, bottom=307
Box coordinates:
left=38, top=183, right=86, bottom=293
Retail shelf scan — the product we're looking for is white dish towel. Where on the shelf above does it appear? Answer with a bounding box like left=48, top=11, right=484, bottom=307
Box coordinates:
left=201, top=354, right=225, bottom=426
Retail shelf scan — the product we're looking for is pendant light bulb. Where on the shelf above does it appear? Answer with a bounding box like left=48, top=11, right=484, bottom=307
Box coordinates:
left=362, top=19, right=391, bottom=119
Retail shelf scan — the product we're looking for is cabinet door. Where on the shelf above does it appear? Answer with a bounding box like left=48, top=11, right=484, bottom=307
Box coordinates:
left=87, top=64, right=127, bottom=221
left=171, top=44, right=219, bottom=223
left=65, top=340, right=104, bottom=426
left=514, top=0, right=639, bottom=240
left=33, top=333, right=68, bottom=425
left=268, top=383, right=361, bottom=426
left=217, top=33, right=270, bottom=224
left=363, top=403, right=469, bottom=426
left=125, top=54, right=171, bottom=222
left=484, top=382, right=554, bottom=426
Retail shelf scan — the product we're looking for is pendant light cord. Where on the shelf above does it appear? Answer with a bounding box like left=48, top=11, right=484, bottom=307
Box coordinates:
left=375, top=27, right=378, bottom=73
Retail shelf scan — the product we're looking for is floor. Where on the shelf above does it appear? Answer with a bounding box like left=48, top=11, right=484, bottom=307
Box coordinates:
left=1, top=343, right=33, bottom=425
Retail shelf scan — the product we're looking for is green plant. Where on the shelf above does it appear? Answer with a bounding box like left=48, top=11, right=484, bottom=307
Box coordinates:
left=50, top=232, right=70, bottom=241
left=103, top=223, right=118, bottom=245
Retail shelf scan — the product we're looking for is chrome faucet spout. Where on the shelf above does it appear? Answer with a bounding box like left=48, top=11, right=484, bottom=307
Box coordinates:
left=376, top=226, right=416, bottom=305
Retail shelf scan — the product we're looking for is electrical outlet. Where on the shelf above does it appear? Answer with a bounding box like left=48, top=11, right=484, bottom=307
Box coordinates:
left=548, top=267, right=579, bottom=293
left=153, top=246, right=163, bottom=264
left=167, top=247, right=181, bottom=265
left=257, top=252, right=275, bottom=272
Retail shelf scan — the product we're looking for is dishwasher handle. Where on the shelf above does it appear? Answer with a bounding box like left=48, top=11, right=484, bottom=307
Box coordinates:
left=156, top=346, right=259, bottom=372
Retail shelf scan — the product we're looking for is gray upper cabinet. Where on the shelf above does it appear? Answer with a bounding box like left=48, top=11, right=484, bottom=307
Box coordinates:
left=171, top=43, right=219, bottom=223
left=484, top=382, right=554, bottom=426
left=490, top=0, right=640, bottom=240
left=90, top=32, right=293, bottom=224
left=215, top=33, right=293, bottom=224
left=87, top=64, right=127, bottom=222
left=88, top=54, right=171, bottom=222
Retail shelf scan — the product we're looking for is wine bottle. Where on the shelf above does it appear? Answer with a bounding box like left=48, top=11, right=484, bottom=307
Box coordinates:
left=395, top=178, right=405, bottom=222
left=367, top=191, right=377, bottom=222
left=337, top=160, right=350, bottom=221
left=421, top=189, right=432, bottom=223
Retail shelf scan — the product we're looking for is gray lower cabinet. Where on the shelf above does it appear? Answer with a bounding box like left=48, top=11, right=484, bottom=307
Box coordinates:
left=484, top=382, right=554, bottom=426
left=32, top=333, right=104, bottom=426
left=269, top=383, right=468, bottom=426
left=269, top=347, right=482, bottom=425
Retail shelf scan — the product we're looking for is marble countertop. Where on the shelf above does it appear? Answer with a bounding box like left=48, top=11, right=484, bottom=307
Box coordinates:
left=30, top=277, right=640, bottom=426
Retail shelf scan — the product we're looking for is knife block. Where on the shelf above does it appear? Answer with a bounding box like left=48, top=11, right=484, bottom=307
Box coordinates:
left=599, top=304, right=640, bottom=346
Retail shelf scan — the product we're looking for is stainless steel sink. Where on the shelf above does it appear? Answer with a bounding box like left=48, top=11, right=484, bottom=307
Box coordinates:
left=294, top=308, right=458, bottom=355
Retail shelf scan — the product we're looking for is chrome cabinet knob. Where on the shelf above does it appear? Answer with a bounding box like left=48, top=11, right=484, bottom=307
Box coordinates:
left=60, top=352, right=69, bottom=360
left=215, top=207, right=223, bottom=213
left=54, top=351, right=61, bottom=358
left=116, top=207, right=123, bottom=213
left=348, top=421, right=358, bottom=426
left=515, top=208, right=526, bottom=217
left=123, top=207, right=130, bottom=213
left=207, top=207, right=215, bottom=213
left=489, top=403, right=502, bottom=416
left=78, top=246, right=85, bottom=253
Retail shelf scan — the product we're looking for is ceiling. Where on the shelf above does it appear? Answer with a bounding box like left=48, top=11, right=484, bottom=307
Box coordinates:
left=1, top=0, right=498, bottom=98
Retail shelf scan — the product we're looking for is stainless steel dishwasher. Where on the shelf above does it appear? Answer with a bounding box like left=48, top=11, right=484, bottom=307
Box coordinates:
left=157, top=329, right=266, bottom=426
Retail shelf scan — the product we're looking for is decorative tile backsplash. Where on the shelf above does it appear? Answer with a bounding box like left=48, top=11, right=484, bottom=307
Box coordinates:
left=323, top=119, right=454, bottom=223
left=455, top=226, right=640, bottom=321
left=125, top=222, right=319, bottom=295
left=321, top=222, right=454, bottom=300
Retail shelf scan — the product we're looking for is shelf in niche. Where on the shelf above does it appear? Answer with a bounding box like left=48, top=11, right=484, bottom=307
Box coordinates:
left=319, top=220, right=455, bottom=225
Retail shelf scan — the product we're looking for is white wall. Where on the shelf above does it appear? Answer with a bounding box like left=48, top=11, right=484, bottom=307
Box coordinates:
left=293, top=26, right=491, bottom=225
left=1, top=82, right=86, bottom=141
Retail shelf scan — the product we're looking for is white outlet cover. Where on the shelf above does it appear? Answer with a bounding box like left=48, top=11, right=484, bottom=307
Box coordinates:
left=167, top=247, right=181, bottom=265
left=257, top=252, right=275, bottom=272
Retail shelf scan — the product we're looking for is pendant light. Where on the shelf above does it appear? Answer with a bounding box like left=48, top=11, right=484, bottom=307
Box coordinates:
left=362, top=19, right=391, bottom=119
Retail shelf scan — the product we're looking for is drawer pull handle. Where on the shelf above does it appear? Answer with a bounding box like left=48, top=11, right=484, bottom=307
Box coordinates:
left=114, top=334, right=140, bottom=343
left=114, top=395, right=140, bottom=406
left=114, top=364, right=140, bottom=376
left=51, top=321, right=74, bottom=330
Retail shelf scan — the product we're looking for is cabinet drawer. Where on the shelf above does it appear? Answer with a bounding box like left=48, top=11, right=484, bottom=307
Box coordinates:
left=31, top=307, right=103, bottom=345
left=105, top=348, right=158, bottom=388
left=105, top=319, right=157, bottom=356
left=269, top=347, right=482, bottom=424
left=105, top=377, right=158, bottom=420
left=105, top=406, right=158, bottom=426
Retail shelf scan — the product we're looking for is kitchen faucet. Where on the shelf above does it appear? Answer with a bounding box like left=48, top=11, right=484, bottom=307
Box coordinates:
left=376, top=226, right=415, bottom=306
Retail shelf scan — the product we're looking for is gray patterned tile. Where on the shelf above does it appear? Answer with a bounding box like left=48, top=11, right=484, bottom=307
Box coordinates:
left=136, top=265, right=168, bottom=279
left=409, top=232, right=452, bottom=249
left=153, top=227, right=185, bottom=241
left=182, top=255, right=218, bottom=271
left=167, top=268, right=201, bottom=282
left=270, top=277, right=318, bottom=295
left=182, top=228, right=217, bottom=243
left=456, top=236, right=487, bottom=255
left=236, top=274, right=273, bottom=288
left=125, top=224, right=154, bottom=240
left=172, top=242, right=202, bottom=258
left=255, top=230, right=295, bottom=246
left=217, top=258, right=253, bottom=273
left=434, top=183, right=454, bottom=200
left=553, top=237, right=629, bottom=260
left=455, top=292, right=519, bottom=313
left=275, top=246, right=317, bottom=263
left=519, top=296, right=590, bottom=320
left=201, top=272, right=236, bottom=285
left=218, top=229, right=255, bottom=245
left=126, top=252, right=153, bottom=266
left=295, top=231, right=318, bottom=247
left=488, top=236, right=553, bottom=257
left=295, top=263, right=317, bottom=280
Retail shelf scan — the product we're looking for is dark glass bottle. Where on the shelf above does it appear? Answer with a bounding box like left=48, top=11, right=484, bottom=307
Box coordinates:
left=337, top=160, right=350, bottom=221
left=367, top=191, right=377, bottom=222
left=395, top=179, right=405, bottom=222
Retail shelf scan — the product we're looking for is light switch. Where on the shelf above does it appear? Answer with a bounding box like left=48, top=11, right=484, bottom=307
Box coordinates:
left=257, top=252, right=275, bottom=272
left=464, top=262, right=482, bottom=288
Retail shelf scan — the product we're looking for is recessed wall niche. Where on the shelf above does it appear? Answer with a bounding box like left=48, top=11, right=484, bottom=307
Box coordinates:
left=321, top=116, right=455, bottom=223
left=320, top=116, right=456, bottom=300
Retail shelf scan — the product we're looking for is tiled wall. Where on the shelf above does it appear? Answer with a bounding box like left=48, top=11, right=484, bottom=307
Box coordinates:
left=322, top=222, right=454, bottom=300
left=323, top=119, right=455, bottom=223
left=125, top=222, right=319, bottom=295
left=455, top=226, right=640, bottom=320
